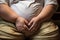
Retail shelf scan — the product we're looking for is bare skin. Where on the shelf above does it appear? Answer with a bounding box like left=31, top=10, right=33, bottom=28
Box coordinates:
left=0, top=4, right=29, bottom=35
left=28, top=5, right=57, bottom=35
left=0, top=4, right=57, bottom=37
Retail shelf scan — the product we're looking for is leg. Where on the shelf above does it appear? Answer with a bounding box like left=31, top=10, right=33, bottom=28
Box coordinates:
left=0, top=18, right=25, bottom=40
left=30, top=21, right=59, bottom=40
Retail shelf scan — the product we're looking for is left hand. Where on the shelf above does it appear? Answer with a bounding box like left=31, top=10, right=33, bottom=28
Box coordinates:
left=28, top=17, right=41, bottom=34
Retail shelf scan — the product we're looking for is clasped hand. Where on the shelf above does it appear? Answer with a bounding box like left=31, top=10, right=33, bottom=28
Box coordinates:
left=16, top=17, right=40, bottom=37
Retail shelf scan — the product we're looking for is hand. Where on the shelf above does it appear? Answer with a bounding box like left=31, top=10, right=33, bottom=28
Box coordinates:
left=28, top=17, right=41, bottom=34
left=15, top=17, right=34, bottom=37
left=16, top=17, right=29, bottom=33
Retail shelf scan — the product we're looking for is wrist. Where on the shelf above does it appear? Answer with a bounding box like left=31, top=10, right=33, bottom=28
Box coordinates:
left=36, top=16, right=43, bottom=23
left=36, top=16, right=41, bottom=20
left=14, top=16, right=20, bottom=23
left=15, top=16, right=23, bottom=23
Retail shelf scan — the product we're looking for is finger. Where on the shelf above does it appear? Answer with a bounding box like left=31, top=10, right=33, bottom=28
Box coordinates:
left=25, top=20, right=28, bottom=24
left=22, top=25, right=29, bottom=34
left=31, top=25, right=38, bottom=32
left=29, top=22, right=35, bottom=30
left=31, top=23, right=40, bottom=33
left=28, top=20, right=33, bottom=26
left=24, top=20, right=29, bottom=27
left=17, top=25, right=27, bottom=33
left=24, top=25, right=29, bottom=30
left=30, top=23, right=38, bottom=32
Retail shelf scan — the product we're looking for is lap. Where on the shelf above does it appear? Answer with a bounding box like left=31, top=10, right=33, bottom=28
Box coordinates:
left=31, top=21, right=59, bottom=40
left=0, top=18, right=24, bottom=40
left=0, top=18, right=59, bottom=40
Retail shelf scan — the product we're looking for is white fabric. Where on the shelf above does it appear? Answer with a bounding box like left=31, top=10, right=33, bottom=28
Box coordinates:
left=0, top=0, right=58, bottom=20
left=0, top=0, right=58, bottom=6
left=11, top=1, right=43, bottom=20
left=0, top=0, right=6, bottom=4
left=45, top=0, right=58, bottom=6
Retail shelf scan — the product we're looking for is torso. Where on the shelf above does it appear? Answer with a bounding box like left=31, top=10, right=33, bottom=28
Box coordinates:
left=10, top=0, right=44, bottom=21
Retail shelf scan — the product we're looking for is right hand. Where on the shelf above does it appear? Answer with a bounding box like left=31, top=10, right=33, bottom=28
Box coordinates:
left=16, top=17, right=29, bottom=33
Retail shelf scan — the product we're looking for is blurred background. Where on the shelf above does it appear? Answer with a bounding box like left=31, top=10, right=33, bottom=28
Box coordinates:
left=51, top=0, right=60, bottom=38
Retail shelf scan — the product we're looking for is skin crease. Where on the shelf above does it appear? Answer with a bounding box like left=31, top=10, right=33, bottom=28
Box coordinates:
left=0, top=3, right=57, bottom=37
